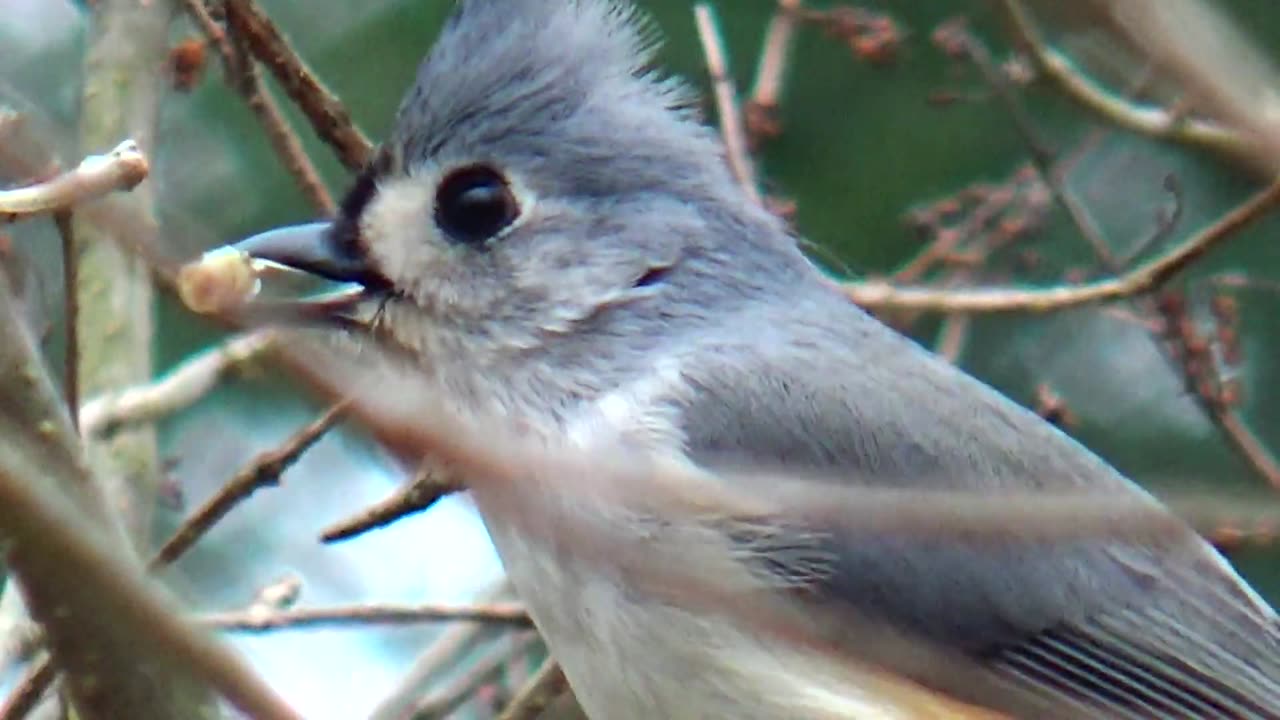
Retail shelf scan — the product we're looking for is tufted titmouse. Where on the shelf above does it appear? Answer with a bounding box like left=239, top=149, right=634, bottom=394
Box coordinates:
left=217, top=0, right=1280, bottom=717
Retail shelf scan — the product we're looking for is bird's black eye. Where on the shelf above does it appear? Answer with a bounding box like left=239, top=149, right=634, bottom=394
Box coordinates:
left=433, top=164, right=520, bottom=246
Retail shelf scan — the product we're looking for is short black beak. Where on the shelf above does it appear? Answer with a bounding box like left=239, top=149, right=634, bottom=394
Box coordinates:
left=232, top=221, right=387, bottom=289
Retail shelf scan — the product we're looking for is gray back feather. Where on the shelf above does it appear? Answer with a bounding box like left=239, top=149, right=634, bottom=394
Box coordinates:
left=669, top=284, right=1280, bottom=717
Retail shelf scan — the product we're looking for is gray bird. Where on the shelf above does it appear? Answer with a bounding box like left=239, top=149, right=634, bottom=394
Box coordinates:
left=228, top=0, right=1280, bottom=717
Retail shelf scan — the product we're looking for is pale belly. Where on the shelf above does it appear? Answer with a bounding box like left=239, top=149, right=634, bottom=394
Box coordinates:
left=478, top=516, right=1004, bottom=720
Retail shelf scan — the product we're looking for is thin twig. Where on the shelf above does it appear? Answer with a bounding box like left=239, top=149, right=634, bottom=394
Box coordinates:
left=368, top=578, right=518, bottom=720
left=183, top=0, right=335, bottom=214
left=941, top=19, right=1052, bottom=167
left=320, top=461, right=460, bottom=543
left=1000, top=0, right=1245, bottom=160
left=180, top=0, right=235, bottom=71
left=0, top=140, right=147, bottom=221
left=222, top=0, right=372, bottom=171
left=750, top=0, right=802, bottom=109
left=744, top=0, right=802, bottom=144
left=1209, top=273, right=1280, bottom=297
left=1218, top=413, right=1280, bottom=489
left=893, top=163, right=1046, bottom=287
left=0, top=654, right=56, bottom=720
left=942, top=22, right=1117, bottom=264
left=935, top=313, right=972, bottom=363
left=55, top=211, right=79, bottom=433
left=1154, top=293, right=1280, bottom=488
left=79, top=330, right=277, bottom=437
left=202, top=602, right=532, bottom=633
left=210, top=5, right=335, bottom=214
left=693, top=3, right=763, bottom=205
left=411, top=632, right=540, bottom=720
left=148, top=400, right=347, bottom=569
left=844, top=175, right=1280, bottom=312
left=496, top=659, right=568, bottom=720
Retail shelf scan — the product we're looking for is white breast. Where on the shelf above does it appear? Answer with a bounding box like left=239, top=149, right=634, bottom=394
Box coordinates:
left=467, top=359, right=1005, bottom=719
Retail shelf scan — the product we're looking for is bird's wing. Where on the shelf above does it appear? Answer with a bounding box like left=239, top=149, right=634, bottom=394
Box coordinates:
left=662, top=294, right=1280, bottom=719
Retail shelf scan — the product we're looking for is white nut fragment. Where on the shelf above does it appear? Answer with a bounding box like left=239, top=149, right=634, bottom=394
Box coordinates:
left=177, top=246, right=262, bottom=315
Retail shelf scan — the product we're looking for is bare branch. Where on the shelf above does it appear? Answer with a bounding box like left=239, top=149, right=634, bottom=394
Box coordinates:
left=55, top=211, right=79, bottom=433
left=496, top=659, right=568, bottom=720
left=180, top=0, right=335, bottom=214
left=0, top=140, right=146, bottom=222
left=149, top=400, right=348, bottom=569
left=320, top=461, right=460, bottom=543
left=222, top=0, right=373, bottom=172
left=844, top=175, right=1280, bottom=312
left=1000, top=0, right=1249, bottom=165
left=1087, top=0, right=1280, bottom=170
left=202, top=602, right=532, bottom=633
left=694, top=3, right=762, bottom=205
left=368, top=579, right=519, bottom=720
left=74, top=0, right=175, bottom=561
left=0, top=655, right=57, bottom=720
left=744, top=0, right=802, bottom=144
left=1154, top=293, right=1280, bottom=488
left=79, top=330, right=278, bottom=436
left=936, top=22, right=1115, bottom=263
left=411, top=632, right=540, bottom=720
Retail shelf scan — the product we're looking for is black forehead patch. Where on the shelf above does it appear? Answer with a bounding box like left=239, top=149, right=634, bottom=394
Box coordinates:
left=338, top=147, right=392, bottom=223
left=328, top=148, right=393, bottom=265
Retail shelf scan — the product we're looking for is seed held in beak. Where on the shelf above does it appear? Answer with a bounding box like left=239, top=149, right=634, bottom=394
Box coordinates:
left=177, top=221, right=384, bottom=321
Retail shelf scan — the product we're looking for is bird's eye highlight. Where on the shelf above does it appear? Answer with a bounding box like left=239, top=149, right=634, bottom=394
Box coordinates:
left=433, top=164, right=520, bottom=246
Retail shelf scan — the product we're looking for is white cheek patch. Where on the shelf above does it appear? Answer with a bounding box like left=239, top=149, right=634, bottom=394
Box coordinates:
left=359, top=175, right=442, bottom=291
left=358, top=168, right=539, bottom=299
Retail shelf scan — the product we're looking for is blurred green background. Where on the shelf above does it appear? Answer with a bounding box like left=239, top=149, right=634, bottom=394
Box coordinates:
left=4, top=0, right=1280, bottom=717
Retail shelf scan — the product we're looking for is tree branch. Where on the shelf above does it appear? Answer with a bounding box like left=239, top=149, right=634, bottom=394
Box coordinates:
left=73, top=0, right=172, bottom=557
left=1000, top=0, right=1252, bottom=166
left=320, top=460, right=460, bottom=543
left=0, top=140, right=146, bottom=221
left=745, top=0, right=803, bottom=144
left=201, top=602, right=531, bottom=633
left=496, top=659, right=568, bottom=720
left=410, top=632, right=540, bottom=720
left=55, top=211, right=80, bottom=433
left=180, top=0, right=335, bottom=214
left=79, top=329, right=277, bottom=437
left=0, top=454, right=300, bottom=720
left=222, top=0, right=373, bottom=172
left=694, top=3, right=762, bottom=205
left=149, top=400, right=348, bottom=569
left=368, top=579, right=520, bottom=720
left=844, top=175, right=1280, bottom=312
